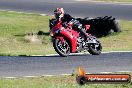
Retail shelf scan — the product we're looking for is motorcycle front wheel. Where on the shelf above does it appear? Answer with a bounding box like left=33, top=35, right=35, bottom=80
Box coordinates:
left=88, top=38, right=102, bottom=55
left=53, top=38, right=70, bottom=57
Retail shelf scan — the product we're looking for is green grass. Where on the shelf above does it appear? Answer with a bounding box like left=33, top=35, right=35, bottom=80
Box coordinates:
left=95, top=0, right=132, bottom=2
left=0, top=11, right=132, bottom=56
left=0, top=11, right=55, bottom=56
left=0, top=75, right=132, bottom=88
left=100, top=20, right=132, bottom=51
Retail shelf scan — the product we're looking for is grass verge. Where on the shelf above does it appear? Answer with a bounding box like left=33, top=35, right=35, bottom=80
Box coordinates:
left=0, top=73, right=132, bottom=88
left=0, top=11, right=55, bottom=56
left=0, top=11, right=132, bottom=56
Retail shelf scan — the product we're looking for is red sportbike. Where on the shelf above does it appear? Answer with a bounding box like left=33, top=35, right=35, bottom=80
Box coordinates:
left=49, top=19, right=102, bottom=57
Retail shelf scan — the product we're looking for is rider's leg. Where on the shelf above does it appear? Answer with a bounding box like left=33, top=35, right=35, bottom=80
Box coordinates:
left=79, top=28, right=89, bottom=40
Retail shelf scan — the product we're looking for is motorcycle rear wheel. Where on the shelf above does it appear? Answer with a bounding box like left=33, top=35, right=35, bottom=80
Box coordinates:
left=88, top=39, right=102, bottom=55
left=53, top=38, right=70, bottom=57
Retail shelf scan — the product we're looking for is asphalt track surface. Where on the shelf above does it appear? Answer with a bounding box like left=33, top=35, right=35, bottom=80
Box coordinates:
left=0, top=0, right=132, bottom=20
left=0, top=52, right=132, bottom=77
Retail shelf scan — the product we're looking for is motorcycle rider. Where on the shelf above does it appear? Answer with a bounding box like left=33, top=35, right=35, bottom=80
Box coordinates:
left=54, top=7, right=89, bottom=40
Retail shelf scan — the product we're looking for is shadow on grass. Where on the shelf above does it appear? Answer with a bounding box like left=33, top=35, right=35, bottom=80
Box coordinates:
left=14, top=31, right=50, bottom=37
left=37, top=31, right=50, bottom=36
left=14, top=34, right=26, bottom=36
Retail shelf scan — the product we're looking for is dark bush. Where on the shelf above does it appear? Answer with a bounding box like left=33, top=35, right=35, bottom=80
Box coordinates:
left=77, top=16, right=121, bottom=37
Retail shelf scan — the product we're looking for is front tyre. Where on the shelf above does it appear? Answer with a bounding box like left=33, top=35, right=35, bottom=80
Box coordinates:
left=88, top=38, right=102, bottom=55
left=53, top=38, right=70, bottom=57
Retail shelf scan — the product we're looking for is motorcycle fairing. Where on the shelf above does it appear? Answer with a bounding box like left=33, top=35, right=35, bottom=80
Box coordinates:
left=59, top=27, right=79, bottom=53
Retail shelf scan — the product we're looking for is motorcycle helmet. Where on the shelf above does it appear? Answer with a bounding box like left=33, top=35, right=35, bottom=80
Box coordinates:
left=54, top=8, right=64, bottom=19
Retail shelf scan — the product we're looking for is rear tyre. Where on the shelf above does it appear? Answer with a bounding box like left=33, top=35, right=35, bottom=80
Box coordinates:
left=53, top=38, right=70, bottom=57
left=88, top=38, right=102, bottom=55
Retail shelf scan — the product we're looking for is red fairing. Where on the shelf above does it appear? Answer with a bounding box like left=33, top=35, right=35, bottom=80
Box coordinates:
left=56, top=36, right=65, bottom=43
left=60, top=27, right=79, bottom=52
left=51, top=20, right=79, bottom=53
left=51, top=21, right=62, bottom=35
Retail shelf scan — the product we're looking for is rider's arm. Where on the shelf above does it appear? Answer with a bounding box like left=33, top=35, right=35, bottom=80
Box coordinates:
left=68, top=18, right=82, bottom=29
left=62, top=14, right=73, bottom=23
